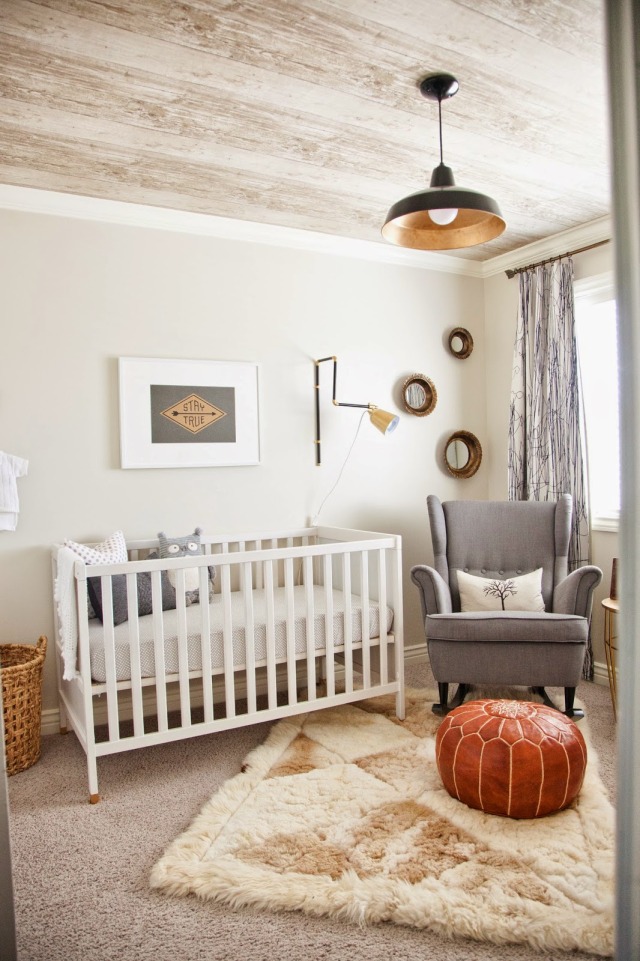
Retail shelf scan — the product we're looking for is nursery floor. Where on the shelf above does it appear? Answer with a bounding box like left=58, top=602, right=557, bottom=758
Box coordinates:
left=8, top=659, right=617, bottom=961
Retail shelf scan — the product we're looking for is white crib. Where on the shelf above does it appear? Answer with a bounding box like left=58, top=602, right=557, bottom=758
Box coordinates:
left=51, top=526, right=405, bottom=802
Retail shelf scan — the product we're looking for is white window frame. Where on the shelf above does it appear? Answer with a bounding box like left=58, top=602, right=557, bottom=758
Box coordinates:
left=574, top=272, right=619, bottom=532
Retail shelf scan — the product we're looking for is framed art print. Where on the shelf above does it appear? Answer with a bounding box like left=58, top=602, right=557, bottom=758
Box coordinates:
left=119, top=357, right=260, bottom=468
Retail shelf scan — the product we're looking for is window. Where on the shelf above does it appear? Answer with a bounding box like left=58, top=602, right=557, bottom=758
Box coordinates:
left=575, top=274, right=620, bottom=530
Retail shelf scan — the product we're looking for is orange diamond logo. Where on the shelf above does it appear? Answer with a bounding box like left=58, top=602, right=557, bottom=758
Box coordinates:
left=161, top=393, right=227, bottom=434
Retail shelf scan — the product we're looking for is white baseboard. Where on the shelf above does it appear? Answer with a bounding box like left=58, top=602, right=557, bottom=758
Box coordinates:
left=592, top=660, right=610, bottom=686
left=42, top=645, right=602, bottom=737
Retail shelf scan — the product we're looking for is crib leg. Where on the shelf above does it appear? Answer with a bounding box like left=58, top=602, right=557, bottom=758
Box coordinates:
left=87, top=749, right=99, bottom=804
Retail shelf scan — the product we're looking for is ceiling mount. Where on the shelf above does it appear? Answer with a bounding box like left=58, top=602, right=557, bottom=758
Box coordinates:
left=418, top=73, right=459, bottom=102
left=382, top=71, right=506, bottom=251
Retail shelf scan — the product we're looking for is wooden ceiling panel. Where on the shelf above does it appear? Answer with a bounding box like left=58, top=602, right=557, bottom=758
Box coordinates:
left=0, top=0, right=610, bottom=260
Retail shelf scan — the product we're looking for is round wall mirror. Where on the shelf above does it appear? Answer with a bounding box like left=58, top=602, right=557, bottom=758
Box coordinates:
left=402, top=373, right=437, bottom=416
left=448, top=327, right=474, bottom=359
left=444, top=430, right=482, bottom=478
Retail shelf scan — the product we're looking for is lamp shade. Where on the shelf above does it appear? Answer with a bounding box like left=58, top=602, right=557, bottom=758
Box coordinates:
left=382, top=188, right=506, bottom=250
left=382, top=164, right=505, bottom=251
left=382, top=74, right=506, bottom=251
left=369, top=408, right=400, bottom=434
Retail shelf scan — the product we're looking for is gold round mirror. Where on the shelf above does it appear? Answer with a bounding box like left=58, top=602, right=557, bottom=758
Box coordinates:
left=448, top=327, right=474, bottom=359
left=444, top=430, right=482, bottom=478
left=402, top=374, right=437, bottom=416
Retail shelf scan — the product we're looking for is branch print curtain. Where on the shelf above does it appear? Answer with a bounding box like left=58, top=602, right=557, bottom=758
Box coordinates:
left=508, top=258, right=591, bottom=674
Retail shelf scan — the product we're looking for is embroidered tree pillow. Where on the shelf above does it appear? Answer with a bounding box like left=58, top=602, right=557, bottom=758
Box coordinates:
left=456, top=568, right=545, bottom=613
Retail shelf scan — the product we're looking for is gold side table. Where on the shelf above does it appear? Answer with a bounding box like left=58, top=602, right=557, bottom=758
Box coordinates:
left=602, top=596, right=619, bottom=719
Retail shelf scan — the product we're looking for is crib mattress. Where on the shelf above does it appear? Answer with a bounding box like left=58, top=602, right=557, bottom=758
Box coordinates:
left=88, top=585, right=393, bottom=683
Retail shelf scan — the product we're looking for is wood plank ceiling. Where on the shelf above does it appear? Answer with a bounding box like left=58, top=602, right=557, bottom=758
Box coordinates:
left=0, top=0, right=610, bottom=261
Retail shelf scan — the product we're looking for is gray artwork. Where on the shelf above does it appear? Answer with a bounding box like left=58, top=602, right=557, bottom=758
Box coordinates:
left=150, top=385, right=236, bottom=444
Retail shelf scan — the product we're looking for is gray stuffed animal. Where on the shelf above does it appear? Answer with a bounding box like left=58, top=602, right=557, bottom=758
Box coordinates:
left=157, top=527, right=215, bottom=605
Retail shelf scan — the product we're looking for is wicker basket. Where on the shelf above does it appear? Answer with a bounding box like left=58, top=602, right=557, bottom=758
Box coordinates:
left=1, top=635, right=47, bottom=776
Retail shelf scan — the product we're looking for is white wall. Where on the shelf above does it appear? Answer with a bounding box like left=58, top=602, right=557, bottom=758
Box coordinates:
left=0, top=208, right=487, bottom=712
left=483, top=244, right=619, bottom=669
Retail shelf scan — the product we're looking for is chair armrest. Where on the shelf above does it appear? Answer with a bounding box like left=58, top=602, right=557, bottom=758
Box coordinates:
left=552, top=566, right=603, bottom=617
left=410, top=565, right=453, bottom=619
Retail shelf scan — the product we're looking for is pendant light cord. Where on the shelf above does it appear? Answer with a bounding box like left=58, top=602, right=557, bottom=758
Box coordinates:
left=438, top=95, right=444, bottom=164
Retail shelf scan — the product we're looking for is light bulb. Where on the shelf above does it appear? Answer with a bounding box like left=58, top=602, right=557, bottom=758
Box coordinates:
left=428, top=207, right=458, bottom=225
left=386, top=416, right=399, bottom=433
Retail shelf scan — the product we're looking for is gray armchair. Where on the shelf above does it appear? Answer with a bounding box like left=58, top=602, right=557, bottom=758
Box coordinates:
left=411, top=494, right=602, bottom=718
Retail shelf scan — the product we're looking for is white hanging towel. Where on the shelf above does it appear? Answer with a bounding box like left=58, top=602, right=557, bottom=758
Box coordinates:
left=0, top=451, right=28, bottom=531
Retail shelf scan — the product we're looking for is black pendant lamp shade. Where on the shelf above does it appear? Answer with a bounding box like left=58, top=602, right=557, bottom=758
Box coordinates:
left=382, top=73, right=506, bottom=250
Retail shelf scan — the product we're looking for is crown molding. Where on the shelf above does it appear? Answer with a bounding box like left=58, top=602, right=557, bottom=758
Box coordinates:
left=0, top=185, right=611, bottom=281
left=480, top=216, right=613, bottom=278
left=0, top=184, right=485, bottom=277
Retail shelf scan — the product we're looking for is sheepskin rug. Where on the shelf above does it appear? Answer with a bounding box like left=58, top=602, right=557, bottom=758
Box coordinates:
left=150, top=688, right=614, bottom=956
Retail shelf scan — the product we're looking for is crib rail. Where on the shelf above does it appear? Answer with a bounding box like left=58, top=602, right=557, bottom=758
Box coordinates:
left=53, top=526, right=404, bottom=801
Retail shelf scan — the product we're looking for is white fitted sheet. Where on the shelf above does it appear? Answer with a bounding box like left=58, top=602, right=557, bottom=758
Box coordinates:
left=88, top=585, right=393, bottom=683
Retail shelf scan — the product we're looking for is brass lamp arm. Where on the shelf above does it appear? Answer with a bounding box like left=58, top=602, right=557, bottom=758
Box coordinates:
left=314, top=356, right=397, bottom=466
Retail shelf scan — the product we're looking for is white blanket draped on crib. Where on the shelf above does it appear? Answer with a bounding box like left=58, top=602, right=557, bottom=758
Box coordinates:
left=54, top=547, right=80, bottom=681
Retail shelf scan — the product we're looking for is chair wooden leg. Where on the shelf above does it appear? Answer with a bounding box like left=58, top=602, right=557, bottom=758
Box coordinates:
left=432, top=682, right=449, bottom=715
left=531, top=685, right=584, bottom=720
left=564, top=686, right=584, bottom=720
left=432, top=682, right=469, bottom=716
left=531, top=685, right=557, bottom=710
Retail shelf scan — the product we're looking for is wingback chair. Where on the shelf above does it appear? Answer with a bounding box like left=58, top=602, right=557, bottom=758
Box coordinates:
left=410, top=494, right=602, bottom=718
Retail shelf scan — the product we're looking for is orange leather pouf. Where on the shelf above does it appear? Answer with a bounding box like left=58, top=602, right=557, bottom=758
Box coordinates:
left=435, top=699, right=587, bottom=819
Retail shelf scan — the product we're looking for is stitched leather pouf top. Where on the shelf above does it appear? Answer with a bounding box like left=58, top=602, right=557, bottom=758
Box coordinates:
left=435, top=699, right=587, bottom=819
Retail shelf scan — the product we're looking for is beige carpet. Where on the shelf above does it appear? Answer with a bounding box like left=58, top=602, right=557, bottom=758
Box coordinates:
left=151, top=688, right=614, bottom=957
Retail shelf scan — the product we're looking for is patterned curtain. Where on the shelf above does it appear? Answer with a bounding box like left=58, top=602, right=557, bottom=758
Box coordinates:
left=508, top=258, right=592, bottom=675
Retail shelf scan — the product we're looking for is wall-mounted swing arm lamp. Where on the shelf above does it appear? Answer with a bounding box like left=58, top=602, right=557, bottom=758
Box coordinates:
left=314, top=356, right=399, bottom=466
left=382, top=73, right=506, bottom=251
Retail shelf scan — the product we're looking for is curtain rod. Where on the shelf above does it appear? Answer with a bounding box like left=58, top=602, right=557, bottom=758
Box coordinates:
left=504, top=238, right=611, bottom=278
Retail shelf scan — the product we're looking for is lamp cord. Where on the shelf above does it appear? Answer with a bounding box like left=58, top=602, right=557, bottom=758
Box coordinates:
left=311, top=411, right=367, bottom=526
left=438, top=95, right=444, bottom=164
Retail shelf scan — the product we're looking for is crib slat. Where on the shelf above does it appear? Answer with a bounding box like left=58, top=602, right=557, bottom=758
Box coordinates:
left=151, top=570, right=169, bottom=733
left=253, top=542, right=264, bottom=590
left=303, top=556, right=316, bottom=702
left=126, top=571, right=144, bottom=737
left=101, top=575, right=120, bottom=742
left=323, top=555, right=335, bottom=697
left=377, top=549, right=388, bottom=685
left=360, top=553, right=371, bottom=689
left=284, top=557, right=297, bottom=706
left=264, top=560, right=277, bottom=710
left=243, top=562, right=257, bottom=714
left=198, top=566, right=214, bottom=723
left=221, top=565, right=235, bottom=719
left=342, top=553, right=354, bottom=694
left=174, top=569, right=191, bottom=727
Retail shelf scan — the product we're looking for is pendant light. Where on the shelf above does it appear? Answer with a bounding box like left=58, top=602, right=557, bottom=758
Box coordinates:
left=382, top=73, right=506, bottom=250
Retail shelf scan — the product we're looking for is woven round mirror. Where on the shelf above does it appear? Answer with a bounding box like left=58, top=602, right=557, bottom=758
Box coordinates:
left=444, top=430, right=482, bottom=478
left=448, top=327, right=474, bottom=359
left=402, top=373, right=437, bottom=416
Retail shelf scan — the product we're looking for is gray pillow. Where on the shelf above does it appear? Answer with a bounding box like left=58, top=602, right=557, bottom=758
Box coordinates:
left=87, top=569, right=176, bottom=626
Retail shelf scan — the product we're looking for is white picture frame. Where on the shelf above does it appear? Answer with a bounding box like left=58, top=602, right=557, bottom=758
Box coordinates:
left=118, top=357, right=260, bottom=469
